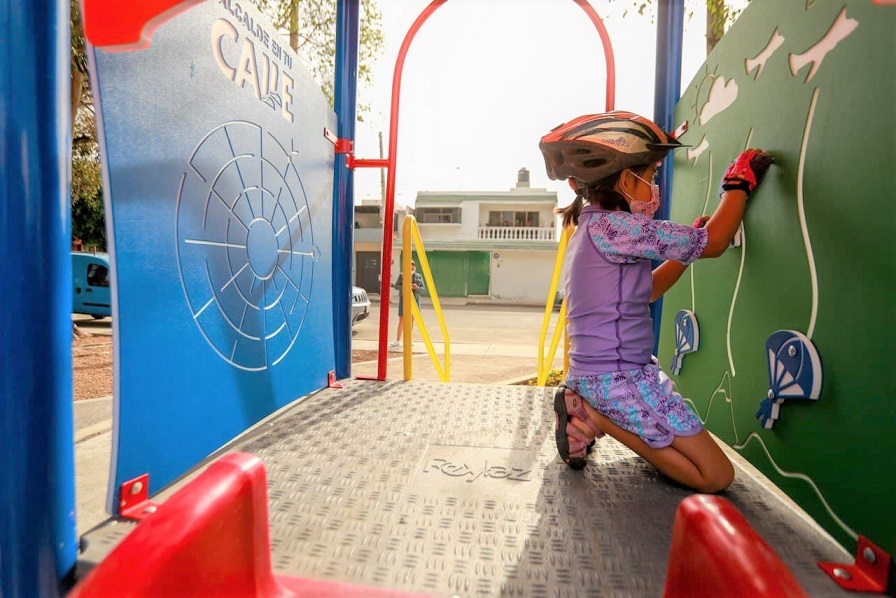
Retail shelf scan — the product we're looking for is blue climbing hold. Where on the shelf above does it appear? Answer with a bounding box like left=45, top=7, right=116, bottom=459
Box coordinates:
left=756, top=330, right=822, bottom=429
left=670, top=310, right=700, bottom=375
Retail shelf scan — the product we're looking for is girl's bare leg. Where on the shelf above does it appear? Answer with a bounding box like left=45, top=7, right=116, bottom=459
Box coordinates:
left=569, top=398, right=734, bottom=493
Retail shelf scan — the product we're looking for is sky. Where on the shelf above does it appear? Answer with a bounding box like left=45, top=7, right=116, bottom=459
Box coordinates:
left=350, top=0, right=749, bottom=208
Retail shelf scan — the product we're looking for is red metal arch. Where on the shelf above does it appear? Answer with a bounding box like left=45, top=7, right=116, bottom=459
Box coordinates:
left=371, top=0, right=617, bottom=379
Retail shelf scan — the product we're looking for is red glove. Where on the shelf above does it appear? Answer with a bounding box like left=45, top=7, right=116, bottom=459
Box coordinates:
left=720, top=149, right=773, bottom=196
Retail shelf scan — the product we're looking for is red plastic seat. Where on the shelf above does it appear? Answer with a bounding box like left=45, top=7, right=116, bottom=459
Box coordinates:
left=70, top=453, right=425, bottom=597
left=664, top=494, right=807, bottom=598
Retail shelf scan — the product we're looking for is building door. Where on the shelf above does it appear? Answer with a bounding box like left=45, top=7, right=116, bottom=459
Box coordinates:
left=466, top=251, right=490, bottom=295
left=355, top=251, right=380, bottom=293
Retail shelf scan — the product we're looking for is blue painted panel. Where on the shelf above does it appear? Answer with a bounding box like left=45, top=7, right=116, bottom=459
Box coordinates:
left=1, top=0, right=76, bottom=590
left=88, top=1, right=336, bottom=512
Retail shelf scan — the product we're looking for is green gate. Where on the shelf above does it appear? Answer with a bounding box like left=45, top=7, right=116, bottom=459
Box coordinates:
left=407, top=250, right=490, bottom=298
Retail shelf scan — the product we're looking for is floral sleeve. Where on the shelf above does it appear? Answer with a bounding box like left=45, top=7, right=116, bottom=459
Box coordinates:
left=587, top=211, right=708, bottom=264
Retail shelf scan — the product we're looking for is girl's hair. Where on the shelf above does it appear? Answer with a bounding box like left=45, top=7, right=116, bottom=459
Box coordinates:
left=555, top=164, right=650, bottom=228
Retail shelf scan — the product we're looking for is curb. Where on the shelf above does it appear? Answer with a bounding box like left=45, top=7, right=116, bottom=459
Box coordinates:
left=367, top=295, right=550, bottom=309
left=75, top=419, right=112, bottom=444
left=492, top=373, right=539, bottom=386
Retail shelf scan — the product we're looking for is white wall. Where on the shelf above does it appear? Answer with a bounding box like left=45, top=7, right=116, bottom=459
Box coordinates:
left=415, top=222, right=464, bottom=241
left=489, top=249, right=561, bottom=302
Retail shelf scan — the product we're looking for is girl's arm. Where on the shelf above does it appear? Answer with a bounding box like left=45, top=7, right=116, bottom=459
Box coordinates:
left=700, top=149, right=773, bottom=258
left=651, top=260, right=689, bottom=302
left=649, top=185, right=749, bottom=299
left=699, top=189, right=748, bottom=258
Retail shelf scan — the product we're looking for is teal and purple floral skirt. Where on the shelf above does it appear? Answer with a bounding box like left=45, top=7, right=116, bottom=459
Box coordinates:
left=566, top=361, right=702, bottom=448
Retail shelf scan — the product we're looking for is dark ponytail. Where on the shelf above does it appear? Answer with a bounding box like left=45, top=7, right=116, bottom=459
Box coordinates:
left=556, top=194, right=585, bottom=228
left=554, top=170, right=632, bottom=227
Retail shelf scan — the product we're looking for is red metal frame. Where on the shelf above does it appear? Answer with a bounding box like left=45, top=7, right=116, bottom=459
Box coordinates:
left=81, top=0, right=204, bottom=51
left=818, top=536, right=891, bottom=594
left=328, top=370, right=345, bottom=388
left=368, top=0, right=617, bottom=380
left=118, top=473, right=159, bottom=521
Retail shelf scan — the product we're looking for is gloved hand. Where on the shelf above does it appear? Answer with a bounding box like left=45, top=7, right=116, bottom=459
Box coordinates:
left=720, top=149, right=773, bottom=197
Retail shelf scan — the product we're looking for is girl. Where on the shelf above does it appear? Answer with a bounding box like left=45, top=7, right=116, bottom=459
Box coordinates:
left=539, top=111, right=772, bottom=493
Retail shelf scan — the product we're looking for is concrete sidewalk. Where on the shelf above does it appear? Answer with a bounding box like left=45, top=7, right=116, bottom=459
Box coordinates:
left=352, top=337, right=557, bottom=359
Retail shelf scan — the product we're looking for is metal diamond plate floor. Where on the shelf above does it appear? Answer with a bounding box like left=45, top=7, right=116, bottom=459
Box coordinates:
left=79, top=379, right=852, bottom=596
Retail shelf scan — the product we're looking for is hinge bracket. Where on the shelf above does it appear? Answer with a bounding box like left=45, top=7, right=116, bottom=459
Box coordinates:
left=119, top=473, right=159, bottom=521
left=818, top=535, right=891, bottom=593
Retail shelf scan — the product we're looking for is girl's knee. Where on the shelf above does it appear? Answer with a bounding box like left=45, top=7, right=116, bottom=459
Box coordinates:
left=698, top=462, right=735, bottom=493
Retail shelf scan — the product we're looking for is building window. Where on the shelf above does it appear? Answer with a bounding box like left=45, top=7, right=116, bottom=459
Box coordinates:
left=417, top=207, right=461, bottom=224
left=488, top=211, right=539, bottom=227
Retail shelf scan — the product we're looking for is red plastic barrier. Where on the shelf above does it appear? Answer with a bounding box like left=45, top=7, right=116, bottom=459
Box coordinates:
left=82, top=0, right=204, bottom=50
left=664, top=495, right=807, bottom=598
left=70, top=453, right=426, bottom=597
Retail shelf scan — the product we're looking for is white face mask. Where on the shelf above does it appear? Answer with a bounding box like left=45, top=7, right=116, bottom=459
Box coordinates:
left=625, top=171, right=660, bottom=218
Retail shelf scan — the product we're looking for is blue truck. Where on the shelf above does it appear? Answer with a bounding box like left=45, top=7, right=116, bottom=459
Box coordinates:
left=72, top=252, right=111, bottom=319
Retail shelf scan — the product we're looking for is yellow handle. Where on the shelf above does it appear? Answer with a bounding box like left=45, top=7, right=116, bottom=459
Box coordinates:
left=400, top=216, right=451, bottom=382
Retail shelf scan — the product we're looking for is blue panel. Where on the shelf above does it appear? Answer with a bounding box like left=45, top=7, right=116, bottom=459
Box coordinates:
left=650, top=0, right=685, bottom=353
left=88, top=1, right=336, bottom=512
left=332, top=0, right=360, bottom=379
left=0, top=0, right=76, bottom=592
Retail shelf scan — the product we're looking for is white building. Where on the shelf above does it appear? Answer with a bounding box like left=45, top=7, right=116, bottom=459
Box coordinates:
left=353, top=198, right=412, bottom=295
left=407, top=168, right=561, bottom=303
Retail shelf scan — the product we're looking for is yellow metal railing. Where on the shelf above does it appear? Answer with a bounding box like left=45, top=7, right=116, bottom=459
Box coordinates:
left=401, top=216, right=450, bottom=382
left=537, top=226, right=573, bottom=386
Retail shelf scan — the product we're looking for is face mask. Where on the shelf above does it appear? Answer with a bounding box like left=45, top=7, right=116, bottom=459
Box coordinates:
left=626, top=171, right=660, bottom=218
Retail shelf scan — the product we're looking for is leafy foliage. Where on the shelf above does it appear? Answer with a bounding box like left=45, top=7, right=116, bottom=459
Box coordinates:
left=248, top=0, right=385, bottom=119
left=606, top=0, right=749, bottom=54
left=71, top=191, right=106, bottom=250
left=70, top=0, right=104, bottom=248
left=525, top=369, right=564, bottom=387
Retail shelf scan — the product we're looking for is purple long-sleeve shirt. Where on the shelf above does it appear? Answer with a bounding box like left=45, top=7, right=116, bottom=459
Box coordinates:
left=565, top=205, right=708, bottom=375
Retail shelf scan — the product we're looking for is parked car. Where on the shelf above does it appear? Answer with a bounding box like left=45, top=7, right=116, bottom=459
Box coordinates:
left=72, top=252, right=112, bottom=318
left=352, top=286, right=370, bottom=326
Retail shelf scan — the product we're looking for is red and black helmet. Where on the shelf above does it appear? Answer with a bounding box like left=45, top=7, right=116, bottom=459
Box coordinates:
left=539, top=111, right=684, bottom=184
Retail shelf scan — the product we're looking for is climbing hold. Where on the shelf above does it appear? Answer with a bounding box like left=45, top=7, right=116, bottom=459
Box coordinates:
left=756, top=330, right=822, bottom=429
left=671, top=310, right=700, bottom=375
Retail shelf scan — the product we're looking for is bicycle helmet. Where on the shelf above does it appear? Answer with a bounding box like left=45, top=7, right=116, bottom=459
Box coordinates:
left=539, top=111, right=684, bottom=183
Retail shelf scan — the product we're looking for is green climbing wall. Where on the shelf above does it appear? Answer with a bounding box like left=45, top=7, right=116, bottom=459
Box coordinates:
left=658, top=0, right=895, bottom=556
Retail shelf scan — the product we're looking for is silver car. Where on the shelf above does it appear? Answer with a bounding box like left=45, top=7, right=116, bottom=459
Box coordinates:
left=351, top=286, right=370, bottom=326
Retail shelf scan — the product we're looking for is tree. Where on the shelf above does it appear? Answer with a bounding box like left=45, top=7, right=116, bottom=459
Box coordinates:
left=704, top=0, right=740, bottom=54
left=70, top=0, right=104, bottom=250
left=611, top=0, right=749, bottom=55
left=249, top=0, right=385, bottom=118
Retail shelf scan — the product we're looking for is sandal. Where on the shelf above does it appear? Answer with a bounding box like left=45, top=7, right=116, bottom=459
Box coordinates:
left=553, top=385, right=603, bottom=469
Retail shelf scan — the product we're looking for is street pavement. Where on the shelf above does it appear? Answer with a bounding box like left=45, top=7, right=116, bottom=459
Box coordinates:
left=73, top=300, right=566, bottom=534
